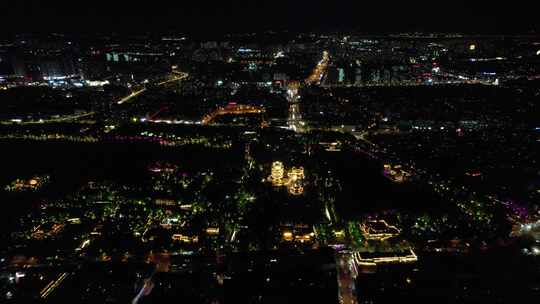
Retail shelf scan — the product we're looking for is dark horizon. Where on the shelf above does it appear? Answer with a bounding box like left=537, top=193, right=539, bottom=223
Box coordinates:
left=1, top=0, right=539, bottom=36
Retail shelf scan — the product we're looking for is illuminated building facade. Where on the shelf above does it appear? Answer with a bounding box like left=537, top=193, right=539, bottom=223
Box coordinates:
left=383, top=163, right=411, bottom=183
left=280, top=224, right=315, bottom=244
left=360, top=220, right=400, bottom=240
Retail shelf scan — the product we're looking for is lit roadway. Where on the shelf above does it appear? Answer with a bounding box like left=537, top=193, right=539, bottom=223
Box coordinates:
left=116, top=88, right=147, bottom=105
left=0, top=111, right=97, bottom=125
left=40, top=272, right=69, bottom=299
left=286, top=84, right=305, bottom=132
left=335, top=251, right=359, bottom=304
left=0, top=72, right=189, bottom=125
left=286, top=51, right=330, bottom=132
left=306, top=50, right=330, bottom=86
left=201, top=104, right=265, bottom=125
left=117, top=71, right=189, bottom=105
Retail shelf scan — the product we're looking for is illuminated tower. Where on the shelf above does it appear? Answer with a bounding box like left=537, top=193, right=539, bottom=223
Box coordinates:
left=271, top=161, right=285, bottom=186
left=288, top=167, right=305, bottom=195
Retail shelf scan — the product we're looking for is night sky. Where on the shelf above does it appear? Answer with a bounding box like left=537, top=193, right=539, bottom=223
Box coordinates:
left=0, top=0, right=538, bottom=35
